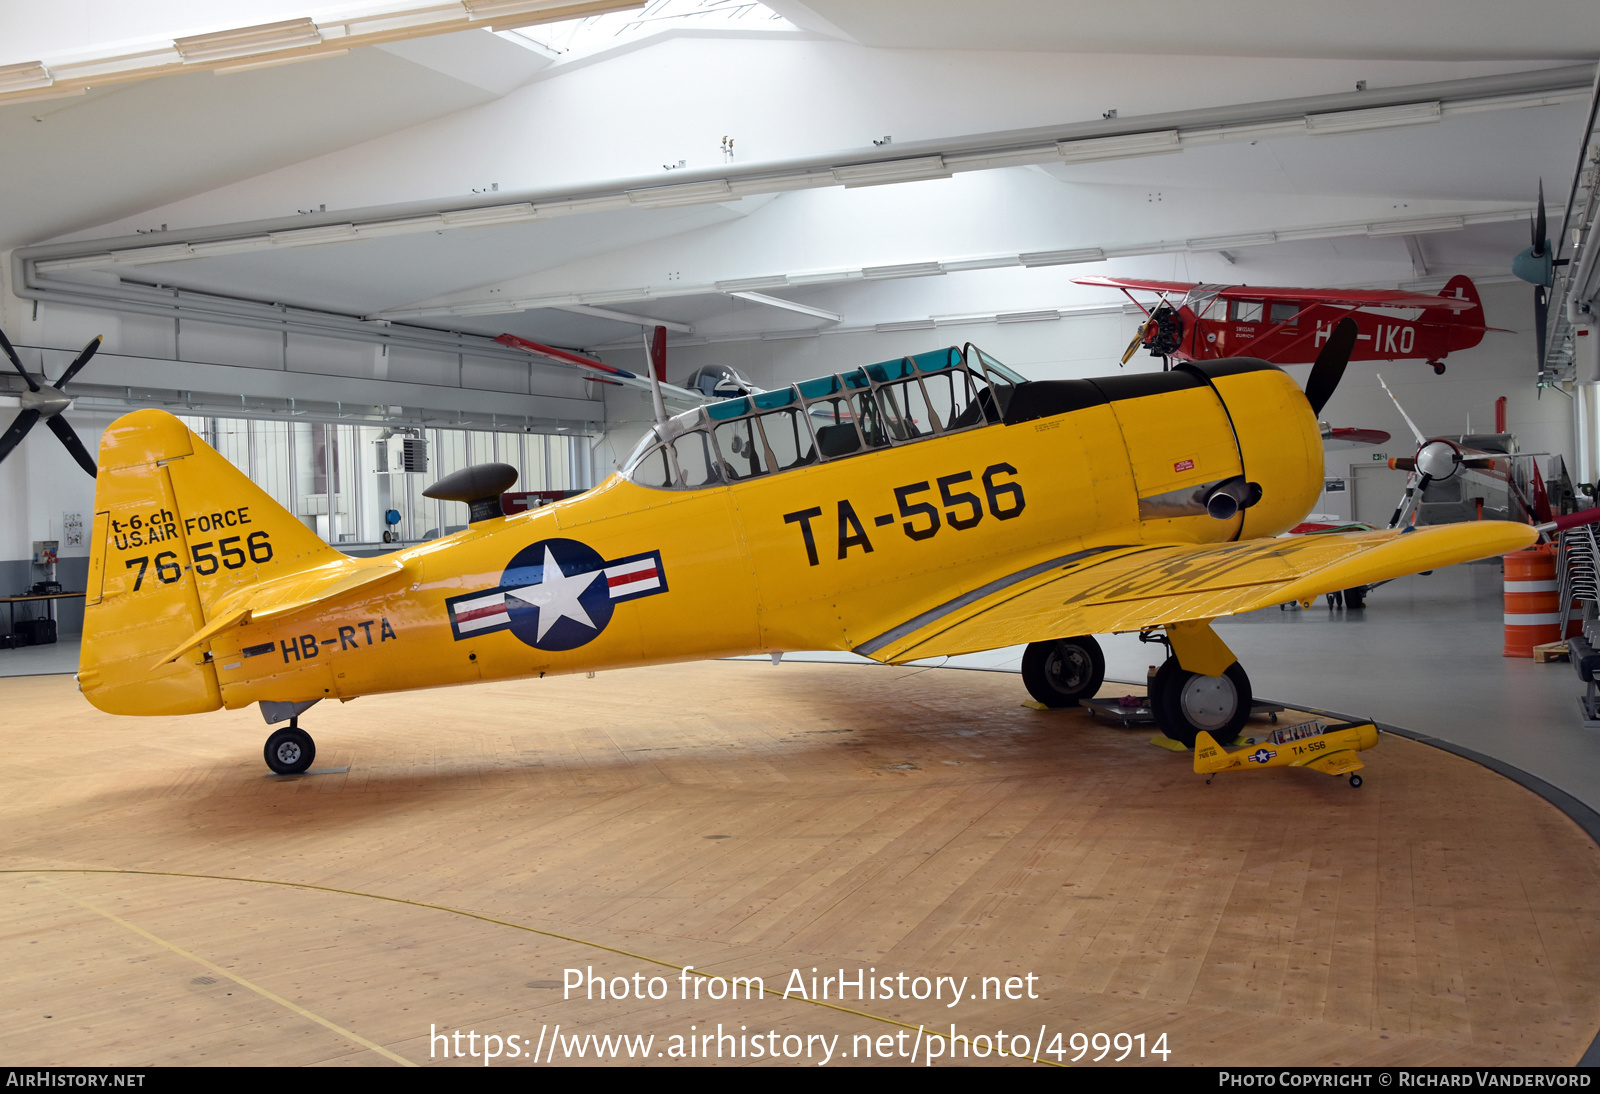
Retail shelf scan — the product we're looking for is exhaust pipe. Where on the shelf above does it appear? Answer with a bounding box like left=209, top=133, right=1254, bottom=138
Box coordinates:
left=1205, top=477, right=1263, bottom=520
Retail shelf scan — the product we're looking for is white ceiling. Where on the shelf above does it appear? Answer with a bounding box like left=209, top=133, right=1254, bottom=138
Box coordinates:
left=2, top=2, right=1595, bottom=367
left=777, top=0, right=1600, bottom=60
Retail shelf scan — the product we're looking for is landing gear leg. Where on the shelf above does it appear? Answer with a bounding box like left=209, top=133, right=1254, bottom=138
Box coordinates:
left=264, top=718, right=316, bottom=775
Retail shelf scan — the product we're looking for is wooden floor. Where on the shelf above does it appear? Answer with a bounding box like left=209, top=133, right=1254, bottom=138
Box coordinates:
left=3, top=661, right=1599, bottom=1067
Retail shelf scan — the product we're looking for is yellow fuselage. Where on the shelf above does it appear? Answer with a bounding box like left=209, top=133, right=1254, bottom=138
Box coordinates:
left=80, top=361, right=1323, bottom=715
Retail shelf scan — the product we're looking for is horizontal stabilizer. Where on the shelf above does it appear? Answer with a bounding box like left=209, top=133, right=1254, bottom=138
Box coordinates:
left=153, top=557, right=406, bottom=667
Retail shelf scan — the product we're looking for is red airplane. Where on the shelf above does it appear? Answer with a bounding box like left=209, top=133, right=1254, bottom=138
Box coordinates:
left=1075, top=274, right=1499, bottom=375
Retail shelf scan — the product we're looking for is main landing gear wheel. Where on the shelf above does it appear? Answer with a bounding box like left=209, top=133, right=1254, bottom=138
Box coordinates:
left=1150, top=658, right=1253, bottom=749
left=1021, top=635, right=1105, bottom=708
left=1349, top=774, right=1363, bottom=789
left=264, top=723, right=315, bottom=776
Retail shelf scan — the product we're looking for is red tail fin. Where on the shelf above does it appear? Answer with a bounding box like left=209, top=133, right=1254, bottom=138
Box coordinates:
left=1423, top=275, right=1489, bottom=352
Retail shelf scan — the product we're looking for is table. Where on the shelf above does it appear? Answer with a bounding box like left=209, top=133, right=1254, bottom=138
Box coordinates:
left=2, top=591, right=86, bottom=641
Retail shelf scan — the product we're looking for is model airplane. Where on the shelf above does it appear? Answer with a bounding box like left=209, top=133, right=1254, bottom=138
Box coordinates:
left=1193, top=720, right=1380, bottom=788
left=79, top=319, right=1544, bottom=775
left=0, top=327, right=102, bottom=477
left=1075, top=274, right=1499, bottom=375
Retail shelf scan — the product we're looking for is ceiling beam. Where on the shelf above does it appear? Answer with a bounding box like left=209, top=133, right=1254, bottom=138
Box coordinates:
left=726, top=291, right=842, bottom=323
left=549, top=304, right=693, bottom=333
left=1403, top=235, right=1430, bottom=278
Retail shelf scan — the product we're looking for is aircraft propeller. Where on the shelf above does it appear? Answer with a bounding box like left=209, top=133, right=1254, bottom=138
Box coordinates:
left=1512, top=181, right=1560, bottom=369
left=0, top=328, right=102, bottom=477
left=1120, top=316, right=1153, bottom=366
left=1303, top=317, right=1358, bottom=416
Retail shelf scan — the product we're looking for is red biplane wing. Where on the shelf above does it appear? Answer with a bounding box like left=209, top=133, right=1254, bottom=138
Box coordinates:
left=494, top=333, right=639, bottom=379
left=1073, top=276, right=1478, bottom=312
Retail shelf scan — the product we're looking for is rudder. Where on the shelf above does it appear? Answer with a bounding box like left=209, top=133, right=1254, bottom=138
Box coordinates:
left=1424, top=275, right=1488, bottom=353
left=80, top=410, right=342, bottom=715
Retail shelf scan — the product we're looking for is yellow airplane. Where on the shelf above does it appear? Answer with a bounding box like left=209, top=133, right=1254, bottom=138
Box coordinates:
left=1193, top=721, right=1380, bottom=788
left=78, top=319, right=1538, bottom=774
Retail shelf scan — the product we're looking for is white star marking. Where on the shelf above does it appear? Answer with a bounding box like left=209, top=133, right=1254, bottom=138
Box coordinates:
left=505, top=546, right=601, bottom=641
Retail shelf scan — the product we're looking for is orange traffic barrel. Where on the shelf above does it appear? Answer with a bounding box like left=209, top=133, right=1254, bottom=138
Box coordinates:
left=1503, top=545, right=1561, bottom=657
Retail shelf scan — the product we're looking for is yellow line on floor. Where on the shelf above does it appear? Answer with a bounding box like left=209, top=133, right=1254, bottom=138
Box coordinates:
left=32, top=875, right=417, bottom=1067
left=9, top=867, right=1057, bottom=1066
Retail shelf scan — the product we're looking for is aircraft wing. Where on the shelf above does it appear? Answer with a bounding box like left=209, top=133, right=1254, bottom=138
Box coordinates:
left=856, top=521, right=1536, bottom=664
left=1073, top=276, right=1477, bottom=311
left=494, top=334, right=703, bottom=406
left=1301, top=749, right=1365, bottom=776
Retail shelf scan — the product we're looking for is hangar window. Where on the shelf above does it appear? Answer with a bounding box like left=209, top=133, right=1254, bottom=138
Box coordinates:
left=1230, top=300, right=1263, bottom=322
left=181, top=415, right=586, bottom=546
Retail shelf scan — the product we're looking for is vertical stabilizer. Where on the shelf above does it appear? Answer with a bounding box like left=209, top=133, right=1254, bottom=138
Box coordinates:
left=1424, top=275, right=1489, bottom=354
left=80, top=410, right=342, bottom=715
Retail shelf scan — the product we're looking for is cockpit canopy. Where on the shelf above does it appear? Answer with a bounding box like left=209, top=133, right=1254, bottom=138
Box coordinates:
left=622, top=344, right=1027, bottom=490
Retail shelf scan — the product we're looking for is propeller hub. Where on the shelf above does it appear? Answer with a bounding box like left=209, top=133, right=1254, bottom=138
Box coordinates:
left=19, top=387, right=71, bottom=418
left=1415, top=439, right=1462, bottom=480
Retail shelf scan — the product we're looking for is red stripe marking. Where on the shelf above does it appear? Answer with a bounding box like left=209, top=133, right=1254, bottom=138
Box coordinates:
left=456, top=603, right=508, bottom=623
left=609, top=568, right=656, bottom=589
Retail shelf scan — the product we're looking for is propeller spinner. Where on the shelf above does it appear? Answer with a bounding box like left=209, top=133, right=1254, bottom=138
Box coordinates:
left=0, top=328, right=102, bottom=477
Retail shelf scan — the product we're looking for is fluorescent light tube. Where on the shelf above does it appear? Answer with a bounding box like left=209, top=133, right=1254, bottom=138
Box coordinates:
left=1057, top=130, right=1180, bottom=163
left=1305, top=101, right=1441, bottom=134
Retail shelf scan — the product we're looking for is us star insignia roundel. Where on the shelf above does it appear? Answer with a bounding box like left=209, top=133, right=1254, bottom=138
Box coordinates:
left=445, top=538, right=667, bottom=652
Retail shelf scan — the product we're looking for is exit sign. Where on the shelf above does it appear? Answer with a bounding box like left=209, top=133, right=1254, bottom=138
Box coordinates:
left=1372, top=452, right=1387, bottom=461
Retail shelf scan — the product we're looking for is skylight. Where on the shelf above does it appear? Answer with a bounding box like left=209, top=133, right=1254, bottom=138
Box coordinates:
left=497, top=0, right=795, bottom=61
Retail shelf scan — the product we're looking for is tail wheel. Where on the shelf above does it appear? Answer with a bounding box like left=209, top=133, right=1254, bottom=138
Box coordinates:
left=264, top=725, right=315, bottom=775
left=1021, top=636, right=1105, bottom=708
left=1431, top=361, right=1447, bottom=375
left=1151, top=658, right=1252, bottom=748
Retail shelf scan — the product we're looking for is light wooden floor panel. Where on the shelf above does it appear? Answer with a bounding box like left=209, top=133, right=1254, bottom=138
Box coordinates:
left=2, top=661, right=1599, bottom=1067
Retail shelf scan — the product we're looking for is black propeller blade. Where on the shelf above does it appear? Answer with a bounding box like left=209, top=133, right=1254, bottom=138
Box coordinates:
left=1533, top=180, right=1547, bottom=257
left=46, top=415, right=97, bottom=477
left=55, top=335, right=101, bottom=390
left=0, top=326, right=39, bottom=392
left=1304, top=316, right=1359, bottom=416
left=1534, top=182, right=1549, bottom=368
left=0, top=409, right=41, bottom=465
